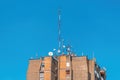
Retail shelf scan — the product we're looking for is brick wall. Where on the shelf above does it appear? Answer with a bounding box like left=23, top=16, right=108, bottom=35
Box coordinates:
left=27, top=59, right=41, bottom=80
left=72, top=56, right=89, bottom=80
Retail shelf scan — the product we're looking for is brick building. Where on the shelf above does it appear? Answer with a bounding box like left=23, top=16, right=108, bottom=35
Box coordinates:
left=27, top=54, right=106, bottom=80
left=27, top=10, right=106, bottom=80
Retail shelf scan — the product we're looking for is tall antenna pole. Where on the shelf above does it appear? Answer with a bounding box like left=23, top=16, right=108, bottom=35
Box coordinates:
left=58, top=9, right=61, bottom=53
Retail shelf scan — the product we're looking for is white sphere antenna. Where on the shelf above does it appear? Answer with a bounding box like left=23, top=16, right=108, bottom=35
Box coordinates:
left=48, top=52, right=53, bottom=56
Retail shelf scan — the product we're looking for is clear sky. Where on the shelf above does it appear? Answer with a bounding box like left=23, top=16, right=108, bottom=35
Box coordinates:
left=0, top=0, right=120, bottom=80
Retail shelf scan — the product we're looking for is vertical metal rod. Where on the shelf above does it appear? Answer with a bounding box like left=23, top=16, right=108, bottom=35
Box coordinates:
left=58, top=9, right=61, bottom=50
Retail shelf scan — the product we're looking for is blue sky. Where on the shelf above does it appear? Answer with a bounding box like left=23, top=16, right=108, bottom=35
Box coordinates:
left=0, top=0, right=120, bottom=80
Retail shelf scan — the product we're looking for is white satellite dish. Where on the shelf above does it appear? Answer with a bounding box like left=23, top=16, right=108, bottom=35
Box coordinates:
left=58, top=49, right=61, bottom=53
left=63, top=45, right=65, bottom=48
left=48, top=52, right=53, bottom=56
left=53, top=48, right=56, bottom=51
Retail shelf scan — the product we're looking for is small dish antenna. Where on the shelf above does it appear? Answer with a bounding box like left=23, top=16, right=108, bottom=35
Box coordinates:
left=53, top=48, right=56, bottom=51
left=48, top=52, right=53, bottom=56
left=63, top=45, right=66, bottom=48
left=57, top=49, right=61, bottom=53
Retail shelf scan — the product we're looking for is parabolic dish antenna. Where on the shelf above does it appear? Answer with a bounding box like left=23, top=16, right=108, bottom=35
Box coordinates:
left=48, top=52, right=53, bottom=56
left=58, top=49, right=61, bottom=53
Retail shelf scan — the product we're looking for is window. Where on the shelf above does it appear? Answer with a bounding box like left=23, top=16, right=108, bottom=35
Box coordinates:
left=66, top=70, right=70, bottom=74
left=40, top=72, right=44, bottom=80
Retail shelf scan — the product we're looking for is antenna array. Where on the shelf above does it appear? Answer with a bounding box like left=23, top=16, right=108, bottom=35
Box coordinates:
left=47, top=9, right=74, bottom=56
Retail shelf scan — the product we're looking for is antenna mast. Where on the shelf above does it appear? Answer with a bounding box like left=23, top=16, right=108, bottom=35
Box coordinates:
left=58, top=9, right=61, bottom=53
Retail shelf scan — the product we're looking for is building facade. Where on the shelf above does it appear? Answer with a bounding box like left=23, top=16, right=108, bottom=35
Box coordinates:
left=27, top=54, right=106, bottom=80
